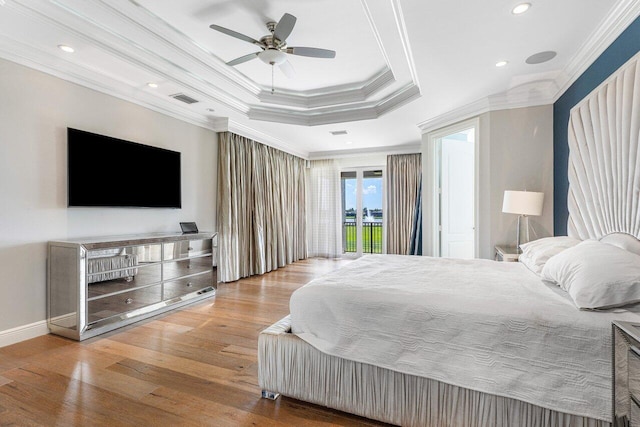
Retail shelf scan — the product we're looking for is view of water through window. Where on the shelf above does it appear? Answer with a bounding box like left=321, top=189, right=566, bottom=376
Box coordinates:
left=341, top=170, right=383, bottom=254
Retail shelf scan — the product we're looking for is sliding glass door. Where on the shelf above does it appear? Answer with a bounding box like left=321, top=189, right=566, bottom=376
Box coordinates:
left=341, top=169, right=384, bottom=255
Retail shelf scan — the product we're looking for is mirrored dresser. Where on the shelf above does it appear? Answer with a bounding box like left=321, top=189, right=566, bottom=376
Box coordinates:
left=47, top=232, right=216, bottom=340
left=613, top=321, right=640, bottom=426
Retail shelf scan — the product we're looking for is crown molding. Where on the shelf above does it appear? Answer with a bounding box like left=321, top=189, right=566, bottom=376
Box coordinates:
left=2, top=0, right=422, bottom=129
left=553, top=0, right=640, bottom=101
left=256, top=68, right=394, bottom=109
left=210, top=117, right=310, bottom=159
left=417, top=85, right=555, bottom=135
left=7, top=0, right=250, bottom=113
left=250, top=83, right=420, bottom=126
left=418, top=98, right=490, bottom=135
left=0, top=34, right=308, bottom=160
left=124, top=0, right=262, bottom=97
left=308, top=142, right=421, bottom=160
left=0, top=34, right=224, bottom=131
left=417, top=0, right=640, bottom=136
left=219, top=119, right=310, bottom=159
left=389, top=0, right=420, bottom=86
left=126, top=0, right=414, bottom=116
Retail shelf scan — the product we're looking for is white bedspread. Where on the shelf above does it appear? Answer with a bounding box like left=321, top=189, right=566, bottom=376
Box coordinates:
left=290, top=255, right=640, bottom=422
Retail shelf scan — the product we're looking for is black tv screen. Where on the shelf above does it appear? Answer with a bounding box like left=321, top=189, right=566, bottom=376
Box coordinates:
left=68, top=128, right=181, bottom=208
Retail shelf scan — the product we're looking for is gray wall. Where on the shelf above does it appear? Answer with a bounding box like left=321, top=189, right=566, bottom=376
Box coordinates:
left=0, top=58, right=218, bottom=334
left=422, top=105, right=554, bottom=259
left=488, top=106, right=554, bottom=255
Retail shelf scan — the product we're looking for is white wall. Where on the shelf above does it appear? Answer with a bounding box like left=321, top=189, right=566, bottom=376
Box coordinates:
left=0, top=58, right=218, bottom=337
left=422, top=105, right=554, bottom=259
left=333, top=153, right=388, bottom=170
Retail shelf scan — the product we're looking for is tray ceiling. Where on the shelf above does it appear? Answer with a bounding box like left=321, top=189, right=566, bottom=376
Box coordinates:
left=0, top=0, right=637, bottom=157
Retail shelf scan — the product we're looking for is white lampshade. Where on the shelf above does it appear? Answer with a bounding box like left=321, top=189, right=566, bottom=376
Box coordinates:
left=502, top=190, right=544, bottom=216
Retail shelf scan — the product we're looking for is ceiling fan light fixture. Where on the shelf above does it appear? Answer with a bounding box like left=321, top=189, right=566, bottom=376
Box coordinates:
left=512, top=3, right=531, bottom=14
left=259, top=49, right=288, bottom=65
left=58, top=44, right=75, bottom=53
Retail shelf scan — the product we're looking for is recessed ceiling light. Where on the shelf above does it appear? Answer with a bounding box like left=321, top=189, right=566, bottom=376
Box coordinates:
left=206, top=108, right=215, bottom=112
left=147, top=82, right=158, bottom=88
left=58, top=45, right=74, bottom=53
left=512, top=3, right=531, bottom=14
left=346, top=141, right=353, bottom=145
left=525, top=51, right=557, bottom=64
left=495, top=60, right=509, bottom=67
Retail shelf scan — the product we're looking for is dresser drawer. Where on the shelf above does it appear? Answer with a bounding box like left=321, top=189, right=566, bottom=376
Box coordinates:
left=163, top=270, right=214, bottom=300
left=163, top=256, right=212, bottom=281
left=164, top=240, right=212, bottom=260
left=88, top=263, right=162, bottom=298
left=629, top=345, right=640, bottom=426
left=88, top=285, right=162, bottom=324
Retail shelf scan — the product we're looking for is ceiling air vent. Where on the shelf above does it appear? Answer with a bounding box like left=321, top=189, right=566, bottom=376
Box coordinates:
left=330, top=130, right=348, bottom=136
left=170, top=93, right=199, bottom=104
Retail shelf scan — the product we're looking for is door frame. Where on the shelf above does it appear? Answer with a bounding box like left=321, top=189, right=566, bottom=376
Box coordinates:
left=340, top=166, right=387, bottom=257
left=424, top=117, right=480, bottom=258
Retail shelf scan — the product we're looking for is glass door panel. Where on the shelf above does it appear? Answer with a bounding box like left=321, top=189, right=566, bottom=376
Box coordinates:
left=341, top=169, right=384, bottom=255
left=362, top=170, right=383, bottom=254
left=341, top=171, right=357, bottom=253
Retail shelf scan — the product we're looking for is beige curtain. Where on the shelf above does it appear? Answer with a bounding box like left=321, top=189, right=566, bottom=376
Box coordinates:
left=567, top=52, right=640, bottom=240
left=386, top=153, right=422, bottom=254
left=307, top=159, right=342, bottom=257
left=217, top=132, right=307, bottom=282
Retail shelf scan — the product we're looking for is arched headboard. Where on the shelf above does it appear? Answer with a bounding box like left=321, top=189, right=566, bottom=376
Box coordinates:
left=567, top=51, right=640, bottom=240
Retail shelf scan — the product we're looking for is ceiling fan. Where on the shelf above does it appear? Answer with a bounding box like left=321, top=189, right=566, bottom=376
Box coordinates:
left=209, top=13, right=336, bottom=79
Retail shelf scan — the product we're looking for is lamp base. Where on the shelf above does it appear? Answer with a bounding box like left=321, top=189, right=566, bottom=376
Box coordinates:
left=516, top=215, right=522, bottom=253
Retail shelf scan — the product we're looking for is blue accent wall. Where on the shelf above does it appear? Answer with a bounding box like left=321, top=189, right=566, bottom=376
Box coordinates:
left=553, top=16, right=640, bottom=235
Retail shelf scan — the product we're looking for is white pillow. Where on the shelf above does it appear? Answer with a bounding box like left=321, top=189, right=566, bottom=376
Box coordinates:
left=541, top=239, right=640, bottom=309
left=518, top=236, right=581, bottom=275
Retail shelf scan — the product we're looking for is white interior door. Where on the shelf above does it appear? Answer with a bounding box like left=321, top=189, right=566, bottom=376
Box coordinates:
left=440, top=132, right=475, bottom=258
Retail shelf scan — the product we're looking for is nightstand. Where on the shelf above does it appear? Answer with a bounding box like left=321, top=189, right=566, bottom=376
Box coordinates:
left=494, top=245, right=520, bottom=262
left=613, top=321, right=640, bottom=426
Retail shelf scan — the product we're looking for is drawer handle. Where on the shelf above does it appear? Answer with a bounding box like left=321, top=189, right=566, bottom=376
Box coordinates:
left=631, top=345, right=640, bottom=358
left=188, top=247, right=194, bottom=251
left=125, top=298, right=133, bottom=304
left=186, top=282, right=193, bottom=287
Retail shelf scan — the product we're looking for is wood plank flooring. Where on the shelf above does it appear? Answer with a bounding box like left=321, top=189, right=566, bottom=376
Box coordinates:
left=0, top=258, right=389, bottom=426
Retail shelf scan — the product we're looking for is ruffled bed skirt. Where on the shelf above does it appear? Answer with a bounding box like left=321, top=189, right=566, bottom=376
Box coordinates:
left=258, top=316, right=609, bottom=427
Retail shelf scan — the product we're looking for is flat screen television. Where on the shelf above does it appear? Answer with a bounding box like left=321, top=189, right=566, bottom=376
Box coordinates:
left=68, top=128, right=181, bottom=208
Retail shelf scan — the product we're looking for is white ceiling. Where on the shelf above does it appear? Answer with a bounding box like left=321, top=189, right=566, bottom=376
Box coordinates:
left=0, top=0, right=638, bottom=158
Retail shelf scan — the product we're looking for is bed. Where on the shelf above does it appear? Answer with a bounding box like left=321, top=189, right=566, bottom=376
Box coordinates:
left=258, top=52, right=640, bottom=426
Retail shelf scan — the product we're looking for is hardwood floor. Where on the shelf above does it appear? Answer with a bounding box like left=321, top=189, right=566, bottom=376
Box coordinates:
left=0, top=258, right=390, bottom=426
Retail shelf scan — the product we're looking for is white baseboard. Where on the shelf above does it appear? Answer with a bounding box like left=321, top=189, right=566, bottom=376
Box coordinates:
left=0, top=320, right=49, bottom=348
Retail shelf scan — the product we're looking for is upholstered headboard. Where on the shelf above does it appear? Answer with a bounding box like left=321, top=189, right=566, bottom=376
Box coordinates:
left=567, top=51, right=640, bottom=241
left=600, top=233, right=640, bottom=256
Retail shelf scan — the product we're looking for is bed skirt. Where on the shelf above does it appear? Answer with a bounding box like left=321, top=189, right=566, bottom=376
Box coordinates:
left=258, top=316, right=610, bottom=427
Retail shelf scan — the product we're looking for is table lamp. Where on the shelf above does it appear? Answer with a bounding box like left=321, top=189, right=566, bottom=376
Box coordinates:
left=502, top=190, right=544, bottom=251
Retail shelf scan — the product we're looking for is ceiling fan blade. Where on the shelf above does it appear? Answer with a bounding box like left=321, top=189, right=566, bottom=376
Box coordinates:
left=226, top=52, right=260, bottom=66
left=273, top=13, right=296, bottom=41
left=279, top=60, right=296, bottom=79
left=209, top=24, right=263, bottom=47
left=287, top=46, right=336, bottom=59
